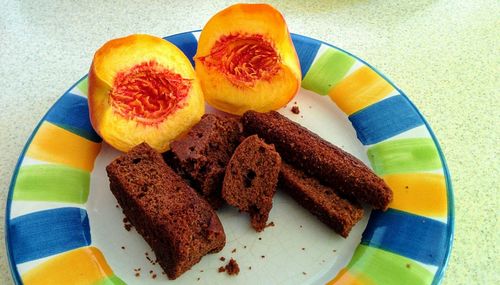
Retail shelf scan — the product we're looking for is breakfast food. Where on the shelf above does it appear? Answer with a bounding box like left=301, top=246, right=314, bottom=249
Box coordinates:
left=106, top=143, right=225, bottom=279
left=194, top=3, right=301, bottom=115
left=242, top=110, right=393, bottom=210
left=167, top=114, right=241, bottom=208
left=222, top=135, right=281, bottom=231
left=78, top=4, right=413, bottom=283
left=280, top=163, right=364, bottom=237
left=88, top=34, right=205, bottom=152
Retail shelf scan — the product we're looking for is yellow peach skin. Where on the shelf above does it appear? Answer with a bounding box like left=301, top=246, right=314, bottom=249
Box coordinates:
left=88, top=34, right=204, bottom=152
left=195, top=4, right=301, bottom=115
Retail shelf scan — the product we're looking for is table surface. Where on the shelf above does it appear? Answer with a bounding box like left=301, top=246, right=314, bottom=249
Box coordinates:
left=1, top=0, right=498, bottom=284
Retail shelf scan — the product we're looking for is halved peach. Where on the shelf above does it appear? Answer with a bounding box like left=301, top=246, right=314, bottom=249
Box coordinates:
left=88, top=34, right=205, bottom=152
left=195, top=4, right=301, bottom=115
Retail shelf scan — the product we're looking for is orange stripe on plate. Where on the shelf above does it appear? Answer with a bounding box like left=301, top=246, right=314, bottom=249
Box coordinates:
left=327, top=268, right=374, bottom=285
left=22, top=246, right=113, bottom=285
left=328, top=66, right=394, bottom=115
left=384, top=173, right=447, bottom=217
left=26, top=122, right=101, bottom=171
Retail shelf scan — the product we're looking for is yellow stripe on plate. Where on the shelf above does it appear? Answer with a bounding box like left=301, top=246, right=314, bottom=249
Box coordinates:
left=26, top=122, right=101, bottom=171
left=384, top=173, right=447, bottom=217
left=328, top=66, right=394, bottom=115
left=22, top=246, right=114, bottom=285
left=327, top=268, right=374, bottom=285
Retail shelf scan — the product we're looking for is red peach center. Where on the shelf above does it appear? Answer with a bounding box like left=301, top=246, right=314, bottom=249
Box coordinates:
left=109, top=61, right=191, bottom=125
left=200, top=34, right=281, bottom=87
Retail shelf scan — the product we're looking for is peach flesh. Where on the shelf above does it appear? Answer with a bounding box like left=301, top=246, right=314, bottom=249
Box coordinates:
left=109, top=60, right=191, bottom=125
left=198, top=34, right=281, bottom=87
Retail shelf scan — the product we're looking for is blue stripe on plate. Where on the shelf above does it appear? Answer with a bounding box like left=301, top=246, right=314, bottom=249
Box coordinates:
left=361, top=209, right=447, bottom=266
left=9, top=207, right=91, bottom=264
left=348, top=95, right=424, bottom=145
left=165, top=32, right=198, bottom=67
left=291, top=34, right=321, bottom=78
left=45, top=93, right=101, bottom=142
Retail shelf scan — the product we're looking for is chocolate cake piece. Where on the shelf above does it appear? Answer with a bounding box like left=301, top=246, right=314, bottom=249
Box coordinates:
left=222, top=135, right=281, bottom=232
left=168, top=114, right=241, bottom=208
left=106, top=143, right=226, bottom=280
left=242, top=111, right=393, bottom=210
left=279, top=162, right=364, bottom=237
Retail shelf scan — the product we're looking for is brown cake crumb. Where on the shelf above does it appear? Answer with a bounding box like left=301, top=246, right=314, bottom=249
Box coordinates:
left=302, top=272, right=307, bottom=275
left=243, top=245, right=247, bottom=249
left=225, top=259, right=240, bottom=276
left=197, top=277, right=200, bottom=281
left=200, top=270, right=204, bottom=272
left=123, top=217, right=133, bottom=231
left=231, top=248, right=237, bottom=253
left=248, top=266, right=252, bottom=270
left=220, top=256, right=226, bottom=261
left=261, top=255, right=265, bottom=258
left=267, top=221, right=275, bottom=228
left=258, top=237, right=262, bottom=240
left=135, top=273, right=140, bottom=277
left=152, top=274, right=157, bottom=279
left=145, top=254, right=156, bottom=265
left=115, top=204, right=119, bottom=208
left=218, top=266, right=225, bottom=273
left=302, top=247, right=305, bottom=251
left=291, top=106, right=300, bottom=114
left=121, top=246, right=125, bottom=250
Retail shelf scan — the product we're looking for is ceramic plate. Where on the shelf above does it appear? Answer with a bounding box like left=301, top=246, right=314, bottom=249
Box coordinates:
left=5, top=31, right=454, bottom=285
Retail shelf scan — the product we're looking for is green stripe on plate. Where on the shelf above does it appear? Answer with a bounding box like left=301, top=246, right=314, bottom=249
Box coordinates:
left=302, top=49, right=355, bottom=95
left=367, top=138, right=441, bottom=176
left=94, top=274, right=127, bottom=285
left=348, top=244, right=434, bottom=285
left=76, top=77, right=88, bottom=96
left=13, top=164, right=90, bottom=204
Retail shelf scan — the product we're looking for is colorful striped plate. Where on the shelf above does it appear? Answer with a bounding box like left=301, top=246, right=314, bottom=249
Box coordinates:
left=5, top=32, right=454, bottom=285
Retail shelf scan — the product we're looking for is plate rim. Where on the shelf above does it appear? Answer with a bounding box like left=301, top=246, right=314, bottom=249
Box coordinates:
left=298, top=32, right=455, bottom=285
left=4, top=30, right=454, bottom=285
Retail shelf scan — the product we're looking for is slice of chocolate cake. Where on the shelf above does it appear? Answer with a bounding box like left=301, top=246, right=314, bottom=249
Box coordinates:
left=168, top=114, right=241, bottom=208
left=106, top=143, right=226, bottom=280
left=280, top=162, right=364, bottom=237
left=242, top=111, right=393, bottom=210
left=222, top=135, right=281, bottom=232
